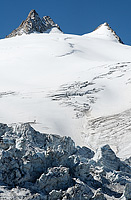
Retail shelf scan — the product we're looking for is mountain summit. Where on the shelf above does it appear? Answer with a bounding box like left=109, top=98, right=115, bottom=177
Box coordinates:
left=6, top=9, right=62, bottom=38
left=86, top=22, right=123, bottom=44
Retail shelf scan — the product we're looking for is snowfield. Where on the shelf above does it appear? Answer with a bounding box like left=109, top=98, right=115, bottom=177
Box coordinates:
left=0, top=25, right=131, bottom=159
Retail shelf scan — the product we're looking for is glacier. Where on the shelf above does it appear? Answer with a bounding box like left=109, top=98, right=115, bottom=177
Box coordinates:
left=0, top=9, right=131, bottom=199
left=0, top=122, right=130, bottom=199
left=0, top=23, right=131, bottom=159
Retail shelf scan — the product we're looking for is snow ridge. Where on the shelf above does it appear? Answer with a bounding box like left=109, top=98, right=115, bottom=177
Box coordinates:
left=6, top=9, right=61, bottom=38
left=86, top=22, right=123, bottom=44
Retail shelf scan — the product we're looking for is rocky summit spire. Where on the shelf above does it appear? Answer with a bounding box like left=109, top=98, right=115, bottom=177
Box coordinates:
left=6, top=9, right=62, bottom=38
left=28, top=9, right=38, bottom=18
left=94, top=22, right=123, bottom=44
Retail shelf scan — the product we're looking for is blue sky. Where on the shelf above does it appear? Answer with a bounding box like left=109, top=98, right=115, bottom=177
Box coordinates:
left=0, top=0, right=131, bottom=45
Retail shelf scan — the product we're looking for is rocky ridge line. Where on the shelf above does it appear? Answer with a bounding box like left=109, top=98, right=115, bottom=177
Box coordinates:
left=6, top=9, right=62, bottom=38
left=0, top=123, right=130, bottom=199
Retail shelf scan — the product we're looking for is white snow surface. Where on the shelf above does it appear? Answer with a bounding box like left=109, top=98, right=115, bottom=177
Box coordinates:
left=0, top=28, right=131, bottom=159
left=84, top=22, right=121, bottom=42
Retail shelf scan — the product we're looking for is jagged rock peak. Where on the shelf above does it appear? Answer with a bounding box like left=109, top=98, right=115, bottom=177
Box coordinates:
left=94, top=22, right=124, bottom=44
left=28, top=9, right=38, bottom=18
left=6, top=9, right=62, bottom=38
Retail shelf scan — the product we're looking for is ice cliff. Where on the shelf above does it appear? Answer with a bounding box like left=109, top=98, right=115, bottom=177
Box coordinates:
left=0, top=123, right=130, bottom=199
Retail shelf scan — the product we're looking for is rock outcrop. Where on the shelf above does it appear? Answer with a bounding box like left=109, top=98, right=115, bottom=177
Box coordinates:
left=6, top=9, right=61, bottom=38
left=0, top=123, right=130, bottom=199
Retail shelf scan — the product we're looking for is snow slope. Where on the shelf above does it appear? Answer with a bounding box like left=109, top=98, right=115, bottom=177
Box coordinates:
left=84, top=22, right=123, bottom=43
left=0, top=24, right=131, bottom=158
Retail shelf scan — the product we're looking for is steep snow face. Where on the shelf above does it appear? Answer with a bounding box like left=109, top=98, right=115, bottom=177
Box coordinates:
left=0, top=29, right=131, bottom=158
left=85, top=22, right=123, bottom=43
left=6, top=10, right=61, bottom=38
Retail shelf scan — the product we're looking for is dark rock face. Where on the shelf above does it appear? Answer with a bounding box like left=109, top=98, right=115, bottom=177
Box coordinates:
left=0, top=123, right=130, bottom=199
left=6, top=9, right=61, bottom=38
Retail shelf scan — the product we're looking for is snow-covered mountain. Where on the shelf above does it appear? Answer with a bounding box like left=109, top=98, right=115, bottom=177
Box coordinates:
left=6, top=9, right=61, bottom=38
left=0, top=10, right=131, bottom=160
left=86, top=22, right=123, bottom=43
